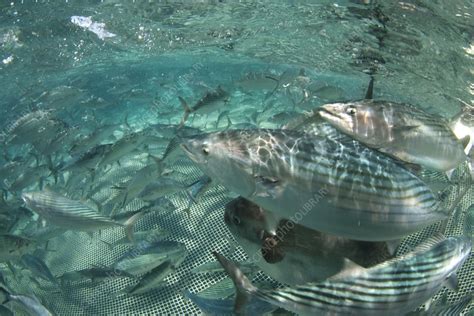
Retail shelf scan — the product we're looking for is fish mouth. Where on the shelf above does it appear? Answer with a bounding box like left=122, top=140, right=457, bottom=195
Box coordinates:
left=317, top=105, right=337, bottom=119
left=180, top=142, right=201, bottom=163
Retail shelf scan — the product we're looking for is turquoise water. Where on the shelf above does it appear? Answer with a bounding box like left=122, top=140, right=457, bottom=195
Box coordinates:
left=0, top=1, right=473, bottom=315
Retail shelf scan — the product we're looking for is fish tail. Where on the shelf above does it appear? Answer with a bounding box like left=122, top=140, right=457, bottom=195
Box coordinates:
left=124, top=113, right=131, bottom=131
left=123, top=211, right=146, bottom=242
left=212, top=251, right=256, bottom=314
left=178, top=96, right=191, bottom=127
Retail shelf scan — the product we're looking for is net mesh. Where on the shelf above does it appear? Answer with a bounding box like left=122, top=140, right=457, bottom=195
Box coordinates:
left=3, top=154, right=471, bottom=315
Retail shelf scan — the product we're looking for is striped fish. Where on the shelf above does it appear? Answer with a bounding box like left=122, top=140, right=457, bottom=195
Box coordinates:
left=213, top=235, right=471, bottom=316
left=318, top=99, right=467, bottom=172
left=21, top=189, right=142, bottom=236
left=181, top=129, right=445, bottom=241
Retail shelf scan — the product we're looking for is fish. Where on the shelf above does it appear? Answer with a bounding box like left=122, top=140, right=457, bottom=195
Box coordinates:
left=184, top=175, right=213, bottom=215
left=110, top=156, right=163, bottom=207
left=20, top=254, right=58, bottom=285
left=68, top=124, right=119, bottom=156
left=6, top=165, right=51, bottom=193
left=225, top=197, right=391, bottom=285
left=179, top=86, right=229, bottom=126
left=137, top=177, right=187, bottom=202
left=317, top=77, right=468, bottom=172
left=97, top=131, right=149, bottom=168
left=6, top=110, right=54, bottom=145
left=0, top=284, right=53, bottom=316
left=35, top=85, right=85, bottom=111
left=21, top=189, right=143, bottom=239
left=180, top=129, right=445, bottom=241
left=61, top=143, right=113, bottom=172
left=213, top=235, right=471, bottom=316
left=0, top=235, right=34, bottom=262
left=58, top=267, right=134, bottom=285
left=184, top=290, right=277, bottom=316
left=118, top=260, right=176, bottom=296
left=113, top=240, right=187, bottom=276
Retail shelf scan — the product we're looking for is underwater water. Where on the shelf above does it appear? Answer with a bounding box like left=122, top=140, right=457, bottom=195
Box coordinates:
left=0, top=0, right=473, bottom=315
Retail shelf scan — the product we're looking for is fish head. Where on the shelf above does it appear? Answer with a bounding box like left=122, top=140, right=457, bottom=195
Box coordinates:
left=319, top=100, right=384, bottom=141
left=439, top=237, right=472, bottom=273
left=21, top=192, right=36, bottom=208
left=180, top=131, right=260, bottom=196
left=224, top=197, right=267, bottom=244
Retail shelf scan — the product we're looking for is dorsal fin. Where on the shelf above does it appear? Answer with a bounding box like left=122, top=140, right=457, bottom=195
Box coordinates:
left=460, top=135, right=470, bottom=152
left=365, top=76, right=374, bottom=100
left=412, top=233, right=446, bottom=253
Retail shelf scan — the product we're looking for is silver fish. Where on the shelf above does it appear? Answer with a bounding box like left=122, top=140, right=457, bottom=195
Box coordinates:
left=58, top=267, right=134, bottom=285
left=137, top=177, right=187, bottom=202
left=21, top=189, right=142, bottom=236
left=61, top=143, right=112, bottom=172
left=120, top=260, right=176, bottom=296
left=181, top=129, right=443, bottom=241
left=318, top=99, right=467, bottom=172
left=110, top=157, right=163, bottom=207
left=69, top=123, right=119, bottom=156
left=113, top=240, right=187, bottom=276
left=97, top=132, right=148, bottom=168
left=214, top=235, right=471, bottom=316
left=179, top=86, right=229, bottom=126
left=0, top=286, right=53, bottom=316
left=225, top=197, right=391, bottom=285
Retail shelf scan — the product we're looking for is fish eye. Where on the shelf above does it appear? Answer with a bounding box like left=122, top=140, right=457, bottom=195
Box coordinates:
left=232, top=215, right=241, bottom=225
left=346, top=106, right=357, bottom=116
left=202, top=146, right=209, bottom=155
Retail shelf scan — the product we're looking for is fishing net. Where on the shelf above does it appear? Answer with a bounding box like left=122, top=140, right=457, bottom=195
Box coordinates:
left=2, top=152, right=471, bottom=315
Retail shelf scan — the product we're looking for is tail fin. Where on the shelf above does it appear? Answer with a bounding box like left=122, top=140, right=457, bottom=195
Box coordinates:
left=123, top=211, right=146, bottom=242
left=124, top=114, right=131, bottom=131
left=365, top=76, right=374, bottom=99
left=212, top=251, right=257, bottom=314
left=178, top=97, right=192, bottom=128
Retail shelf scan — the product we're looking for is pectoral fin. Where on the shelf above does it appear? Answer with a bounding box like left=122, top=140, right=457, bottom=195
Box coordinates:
left=386, top=239, right=402, bottom=256
left=445, top=273, right=459, bottom=291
